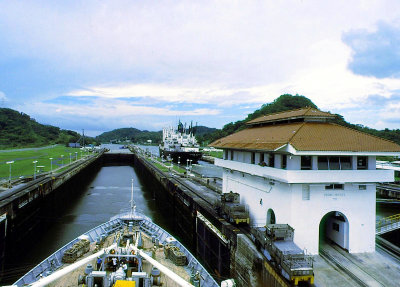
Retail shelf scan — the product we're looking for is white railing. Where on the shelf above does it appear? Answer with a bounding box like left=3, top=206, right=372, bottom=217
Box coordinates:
left=215, top=159, right=394, bottom=183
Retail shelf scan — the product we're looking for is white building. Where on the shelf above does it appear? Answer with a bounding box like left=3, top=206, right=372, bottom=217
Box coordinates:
left=211, top=107, right=400, bottom=254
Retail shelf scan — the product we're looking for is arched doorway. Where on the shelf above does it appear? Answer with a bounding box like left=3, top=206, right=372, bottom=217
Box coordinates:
left=319, top=211, right=349, bottom=251
left=266, top=208, right=276, bottom=224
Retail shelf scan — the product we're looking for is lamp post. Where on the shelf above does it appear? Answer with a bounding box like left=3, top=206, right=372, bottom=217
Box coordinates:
left=61, top=155, right=64, bottom=166
left=6, top=161, right=14, bottom=187
left=49, top=158, right=53, bottom=173
left=69, top=153, right=72, bottom=164
left=178, top=156, right=180, bottom=167
left=33, top=160, right=38, bottom=180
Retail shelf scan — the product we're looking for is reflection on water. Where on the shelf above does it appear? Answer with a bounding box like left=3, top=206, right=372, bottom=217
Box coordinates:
left=2, top=163, right=172, bottom=284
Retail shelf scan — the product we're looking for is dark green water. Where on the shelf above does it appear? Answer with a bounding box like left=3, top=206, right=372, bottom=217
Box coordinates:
left=2, top=164, right=172, bottom=284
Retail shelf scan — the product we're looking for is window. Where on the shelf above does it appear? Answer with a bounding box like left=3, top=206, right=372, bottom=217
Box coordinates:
left=359, top=185, right=367, bottom=190
left=281, top=155, right=287, bottom=169
left=260, top=153, right=264, bottom=163
left=329, top=157, right=340, bottom=170
left=318, top=156, right=329, bottom=170
left=268, top=154, right=275, bottom=167
left=332, top=222, right=340, bottom=232
left=325, top=184, right=344, bottom=190
left=230, top=150, right=234, bottom=160
left=301, top=156, right=312, bottom=170
left=357, top=156, right=368, bottom=170
left=318, top=156, right=352, bottom=170
left=340, top=157, right=352, bottom=170
left=251, top=152, right=255, bottom=164
left=224, top=150, right=228, bottom=160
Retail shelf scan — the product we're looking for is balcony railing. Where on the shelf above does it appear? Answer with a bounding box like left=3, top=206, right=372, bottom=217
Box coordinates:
left=215, top=158, right=394, bottom=184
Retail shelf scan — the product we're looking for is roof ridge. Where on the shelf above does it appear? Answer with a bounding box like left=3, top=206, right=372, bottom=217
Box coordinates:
left=262, top=107, right=310, bottom=117
left=304, top=106, right=315, bottom=115
left=288, top=121, right=306, bottom=143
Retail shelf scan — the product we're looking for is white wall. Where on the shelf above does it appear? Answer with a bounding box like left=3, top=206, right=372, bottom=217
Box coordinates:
left=368, top=156, right=376, bottom=170
left=222, top=167, right=377, bottom=254
left=289, top=183, right=376, bottom=254
left=216, top=158, right=394, bottom=183
left=243, top=152, right=252, bottom=164
left=326, top=216, right=349, bottom=250
left=223, top=170, right=292, bottom=226
left=287, top=156, right=300, bottom=170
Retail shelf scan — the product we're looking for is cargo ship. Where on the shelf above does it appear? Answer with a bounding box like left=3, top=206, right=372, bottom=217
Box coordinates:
left=159, top=123, right=202, bottom=164
left=11, top=180, right=232, bottom=287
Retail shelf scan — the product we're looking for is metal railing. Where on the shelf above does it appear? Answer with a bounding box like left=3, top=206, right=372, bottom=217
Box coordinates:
left=376, top=214, right=400, bottom=235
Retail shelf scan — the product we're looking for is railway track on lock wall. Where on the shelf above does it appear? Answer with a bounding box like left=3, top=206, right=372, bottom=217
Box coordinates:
left=319, top=246, right=387, bottom=287
left=170, top=173, right=216, bottom=207
left=376, top=236, right=400, bottom=263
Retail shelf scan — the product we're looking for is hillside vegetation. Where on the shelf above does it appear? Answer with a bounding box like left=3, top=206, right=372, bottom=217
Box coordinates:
left=198, top=94, right=317, bottom=144
left=95, top=126, right=216, bottom=144
left=95, top=128, right=162, bottom=144
left=200, top=94, right=400, bottom=145
left=0, top=108, right=95, bottom=149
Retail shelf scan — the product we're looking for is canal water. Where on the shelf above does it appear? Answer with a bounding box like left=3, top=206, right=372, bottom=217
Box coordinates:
left=2, top=146, right=173, bottom=284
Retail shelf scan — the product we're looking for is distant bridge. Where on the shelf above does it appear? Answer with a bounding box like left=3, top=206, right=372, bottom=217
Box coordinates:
left=376, top=214, right=400, bottom=235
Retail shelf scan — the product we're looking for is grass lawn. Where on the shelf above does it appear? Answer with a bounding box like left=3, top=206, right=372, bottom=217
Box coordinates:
left=152, top=161, right=169, bottom=172
left=145, top=155, right=187, bottom=174
left=203, top=150, right=223, bottom=159
left=0, top=145, right=88, bottom=179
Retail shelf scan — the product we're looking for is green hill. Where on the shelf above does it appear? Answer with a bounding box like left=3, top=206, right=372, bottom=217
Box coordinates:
left=95, top=128, right=162, bottom=144
left=96, top=125, right=217, bottom=145
left=0, top=108, right=94, bottom=149
left=199, top=94, right=400, bottom=146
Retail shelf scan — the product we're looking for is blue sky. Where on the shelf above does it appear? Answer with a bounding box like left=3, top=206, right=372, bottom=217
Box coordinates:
left=1, top=1, right=400, bottom=136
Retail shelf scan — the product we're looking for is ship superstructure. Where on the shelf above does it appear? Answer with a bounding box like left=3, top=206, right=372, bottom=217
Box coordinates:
left=159, top=122, right=202, bottom=163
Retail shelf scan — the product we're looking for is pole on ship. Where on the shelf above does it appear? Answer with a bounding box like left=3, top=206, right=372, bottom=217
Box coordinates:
left=130, top=178, right=135, bottom=217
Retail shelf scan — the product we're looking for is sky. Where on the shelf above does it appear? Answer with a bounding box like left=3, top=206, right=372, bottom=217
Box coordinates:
left=1, top=1, right=400, bottom=136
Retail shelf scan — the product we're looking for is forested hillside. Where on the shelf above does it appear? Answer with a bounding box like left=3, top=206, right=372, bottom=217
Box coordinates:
left=199, top=94, right=400, bottom=145
left=197, top=94, right=317, bottom=144
left=0, top=108, right=93, bottom=148
left=95, top=128, right=162, bottom=144
left=95, top=125, right=216, bottom=144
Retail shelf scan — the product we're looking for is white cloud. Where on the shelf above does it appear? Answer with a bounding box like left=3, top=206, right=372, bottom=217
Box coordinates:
left=2, top=0, right=400, bottom=87
left=2, top=1, right=400, bottom=132
left=0, top=91, right=6, bottom=100
left=18, top=99, right=220, bottom=118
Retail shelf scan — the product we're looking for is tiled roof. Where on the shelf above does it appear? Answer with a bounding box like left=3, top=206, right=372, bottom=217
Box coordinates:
left=246, top=107, right=335, bottom=125
left=210, top=122, right=400, bottom=152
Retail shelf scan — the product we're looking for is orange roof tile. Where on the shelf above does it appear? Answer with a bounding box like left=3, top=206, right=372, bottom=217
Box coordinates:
left=246, top=107, right=335, bottom=125
left=210, top=122, right=400, bottom=152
